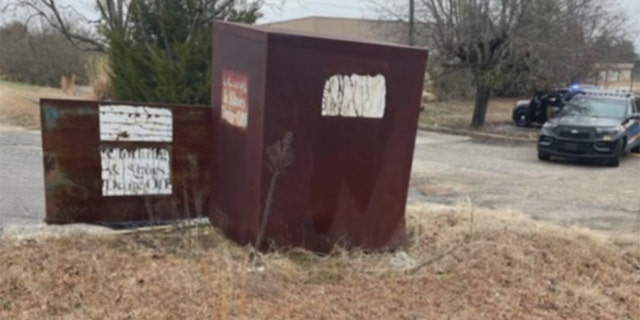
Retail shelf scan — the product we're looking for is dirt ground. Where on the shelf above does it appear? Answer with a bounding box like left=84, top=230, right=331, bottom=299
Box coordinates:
left=421, top=81, right=640, bottom=138
left=418, top=96, right=550, bottom=144
left=421, top=97, right=517, bottom=128
left=0, top=80, right=92, bottom=129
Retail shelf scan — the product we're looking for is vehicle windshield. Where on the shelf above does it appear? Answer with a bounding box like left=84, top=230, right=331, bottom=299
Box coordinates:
left=558, top=96, right=628, bottom=119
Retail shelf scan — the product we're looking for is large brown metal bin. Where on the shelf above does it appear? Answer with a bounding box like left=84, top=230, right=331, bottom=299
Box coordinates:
left=40, top=99, right=211, bottom=224
left=210, top=21, right=428, bottom=252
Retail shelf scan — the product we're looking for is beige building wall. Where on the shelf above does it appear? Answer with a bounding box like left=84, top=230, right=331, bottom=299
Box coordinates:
left=595, top=63, right=634, bottom=83
left=261, top=17, right=430, bottom=86
left=261, top=17, right=408, bottom=45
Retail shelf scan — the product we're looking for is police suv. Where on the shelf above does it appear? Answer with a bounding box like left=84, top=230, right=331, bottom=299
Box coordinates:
left=537, top=89, right=640, bottom=167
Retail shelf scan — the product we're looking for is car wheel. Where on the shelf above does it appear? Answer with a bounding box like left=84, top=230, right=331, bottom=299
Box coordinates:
left=607, top=141, right=623, bottom=167
left=513, top=107, right=531, bottom=127
left=538, top=151, right=550, bottom=161
left=632, top=143, right=640, bottom=153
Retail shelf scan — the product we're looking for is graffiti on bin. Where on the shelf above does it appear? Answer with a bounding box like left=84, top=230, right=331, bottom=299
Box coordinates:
left=321, top=74, right=386, bottom=118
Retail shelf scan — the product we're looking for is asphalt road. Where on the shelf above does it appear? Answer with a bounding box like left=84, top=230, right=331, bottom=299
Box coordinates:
left=411, top=131, right=640, bottom=233
left=1, top=127, right=639, bottom=233
left=0, top=126, right=45, bottom=225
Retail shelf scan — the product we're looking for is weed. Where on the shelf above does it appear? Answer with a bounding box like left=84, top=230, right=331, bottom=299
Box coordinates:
left=255, top=131, right=294, bottom=250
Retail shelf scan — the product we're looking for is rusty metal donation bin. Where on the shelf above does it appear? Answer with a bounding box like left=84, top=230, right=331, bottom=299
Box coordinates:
left=40, top=99, right=211, bottom=225
left=210, top=21, right=428, bottom=252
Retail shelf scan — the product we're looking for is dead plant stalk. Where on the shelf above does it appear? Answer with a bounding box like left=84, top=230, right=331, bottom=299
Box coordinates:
left=255, top=131, right=294, bottom=250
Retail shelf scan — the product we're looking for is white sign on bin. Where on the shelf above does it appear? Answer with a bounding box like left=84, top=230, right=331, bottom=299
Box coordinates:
left=99, top=105, right=173, bottom=196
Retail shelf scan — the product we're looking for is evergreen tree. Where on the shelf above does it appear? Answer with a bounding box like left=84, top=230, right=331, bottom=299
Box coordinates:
left=104, top=0, right=262, bottom=105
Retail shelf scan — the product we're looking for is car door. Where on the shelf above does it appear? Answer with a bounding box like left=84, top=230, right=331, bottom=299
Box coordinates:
left=628, top=97, right=640, bottom=148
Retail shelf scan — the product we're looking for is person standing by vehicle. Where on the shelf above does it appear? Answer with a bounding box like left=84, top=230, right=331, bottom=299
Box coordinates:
left=529, top=90, right=551, bottom=124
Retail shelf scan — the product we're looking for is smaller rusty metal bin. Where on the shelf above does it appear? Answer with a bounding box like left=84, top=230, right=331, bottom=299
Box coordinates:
left=40, top=99, right=211, bottom=224
left=210, top=21, right=429, bottom=252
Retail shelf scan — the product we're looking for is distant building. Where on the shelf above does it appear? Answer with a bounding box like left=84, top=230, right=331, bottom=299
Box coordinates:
left=260, top=16, right=410, bottom=45
left=594, top=63, right=635, bottom=84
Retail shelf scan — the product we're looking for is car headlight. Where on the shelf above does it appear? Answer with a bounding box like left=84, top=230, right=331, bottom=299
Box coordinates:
left=541, top=122, right=557, bottom=133
left=596, top=125, right=623, bottom=141
left=595, top=126, right=623, bottom=135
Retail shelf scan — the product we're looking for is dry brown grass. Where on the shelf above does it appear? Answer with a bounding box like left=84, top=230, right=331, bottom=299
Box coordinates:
left=598, top=80, right=638, bottom=95
left=0, top=79, right=94, bottom=130
left=419, top=81, right=640, bottom=135
left=421, top=97, right=513, bottom=129
left=1, top=206, right=638, bottom=319
left=419, top=96, right=543, bottom=140
left=86, top=55, right=112, bottom=100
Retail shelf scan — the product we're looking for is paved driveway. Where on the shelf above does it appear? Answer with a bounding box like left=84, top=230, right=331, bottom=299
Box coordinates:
left=411, top=131, right=640, bottom=233
left=0, top=126, right=45, bottom=225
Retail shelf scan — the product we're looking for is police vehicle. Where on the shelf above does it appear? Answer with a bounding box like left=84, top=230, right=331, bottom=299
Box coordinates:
left=512, top=85, right=597, bottom=127
left=537, top=89, right=640, bottom=167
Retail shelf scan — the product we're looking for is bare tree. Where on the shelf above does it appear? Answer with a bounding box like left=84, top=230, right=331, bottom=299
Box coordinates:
left=419, top=0, right=543, bottom=126
left=3, top=0, right=268, bottom=52
left=374, top=0, right=633, bottom=127
left=4, top=0, right=265, bottom=104
left=513, top=0, right=632, bottom=86
left=3, top=0, right=112, bottom=51
left=0, top=21, right=90, bottom=85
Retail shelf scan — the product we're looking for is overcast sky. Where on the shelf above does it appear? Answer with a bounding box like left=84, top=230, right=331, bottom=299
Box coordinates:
left=261, top=0, right=640, bottom=52
left=260, top=0, right=371, bottom=22
left=2, top=0, right=639, bottom=52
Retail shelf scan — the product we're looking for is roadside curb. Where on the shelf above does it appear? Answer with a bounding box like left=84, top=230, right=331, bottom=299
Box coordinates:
left=418, top=125, right=538, bottom=144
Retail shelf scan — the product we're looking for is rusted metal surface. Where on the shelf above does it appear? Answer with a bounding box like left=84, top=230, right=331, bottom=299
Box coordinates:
left=210, top=21, right=429, bottom=252
left=40, top=99, right=211, bottom=224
